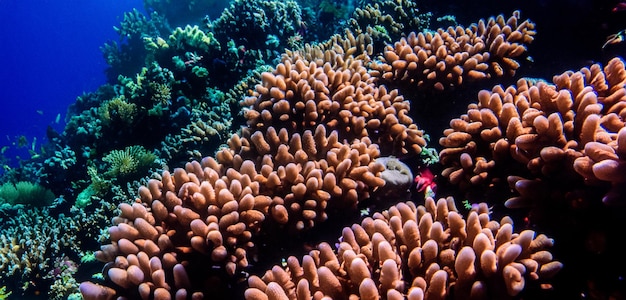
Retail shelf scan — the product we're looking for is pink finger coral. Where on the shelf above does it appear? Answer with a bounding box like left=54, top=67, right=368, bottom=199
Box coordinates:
left=439, top=57, right=626, bottom=207
left=370, top=11, right=535, bottom=91
left=245, top=197, right=562, bottom=300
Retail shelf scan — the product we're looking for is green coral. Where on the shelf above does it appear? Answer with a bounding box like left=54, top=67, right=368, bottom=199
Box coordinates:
left=98, top=95, right=138, bottom=125
left=0, top=286, right=11, bottom=299
left=0, top=181, right=55, bottom=207
left=191, top=65, right=209, bottom=78
left=319, top=0, right=350, bottom=20
left=172, top=55, right=187, bottom=71
left=87, top=164, right=111, bottom=195
left=113, top=8, right=151, bottom=38
left=148, top=81, right=172, bottom=105
left=117, top=66, right=150, bottom=98
left=169, top=25, right=219, bottom=52
left=80, top=252, right=97, bottom=264
left=44, top=145, right=77, bottom=169
left=102, top=145, right=158, bottom=179
left=75, top=184, right=96, bottom=209
left=143, top=35, right=170, bottom=52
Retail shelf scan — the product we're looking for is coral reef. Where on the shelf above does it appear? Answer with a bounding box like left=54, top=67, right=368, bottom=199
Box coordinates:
left=0, top=0, right=623, bottom=299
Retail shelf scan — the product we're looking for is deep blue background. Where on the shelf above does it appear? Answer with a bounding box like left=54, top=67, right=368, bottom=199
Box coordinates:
left=0, top=0, right=143, bottom=163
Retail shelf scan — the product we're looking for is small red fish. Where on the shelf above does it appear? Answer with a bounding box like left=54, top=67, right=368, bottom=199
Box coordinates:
left=414, top=166, right=437, bottom=194
left=612, top=2, right=626, bottom=12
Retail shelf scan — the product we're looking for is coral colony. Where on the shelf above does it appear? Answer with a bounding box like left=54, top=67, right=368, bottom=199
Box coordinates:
left=0, top=0, right=625, bottom=299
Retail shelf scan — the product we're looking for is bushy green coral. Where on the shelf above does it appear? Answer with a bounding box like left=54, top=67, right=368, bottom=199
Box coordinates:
left=143, top=35, right=170, bottom=52
left=102, top=9, right=169, bottom=78
left=143, top=0, right=228, bottom=27
left=0, top=181, right=55, bottom=207
left=80, top=251, right=96, bottom=263
left=114, top=8, right=151, bottom=38
left=75, top=184, right=96, bottom=209
left=98, top=95, right=138, bottom=125
left=191, top=65, right=209, bottom=78
left=100, top=40, right=124, bottom=69
left=319, top=0, right=351, bottom=20
left=169, top=25, right=220, bottom=52
left=102, top=145, right=157, bottom=179
left=117, top=67, right=148, bottom=97
left=148, top=81, right=172, bottom=105
left=44, top=145, right=77, bottom=169
left=172, top=55, right=187, bottom=71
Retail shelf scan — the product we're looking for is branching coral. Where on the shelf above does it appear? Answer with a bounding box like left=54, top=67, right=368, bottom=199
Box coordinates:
left=211, top=0, right=307, bottom=52
left=102, top=9, right=169, bottom=79
left=143, top=0, right=227, bottom=27
left=0, top=208, right=80, bottom=296
left=113, top=9, right=157, bottom=39
left=349, top=0, right=430, bottom=51
left=245, top=197, right=562, bottom=299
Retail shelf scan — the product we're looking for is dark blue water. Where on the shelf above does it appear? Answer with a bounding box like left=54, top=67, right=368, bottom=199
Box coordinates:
left=0, top=0, right=143, bottom=166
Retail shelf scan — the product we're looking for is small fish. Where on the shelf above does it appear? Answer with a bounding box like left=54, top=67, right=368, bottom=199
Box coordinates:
left=29, top=150, right=40, bottom=159
left=612, top=2, right=626, bottom=12
left=55, top=113, right=61, bottom=123
left=36, top=110, right=44, bottom=115
left=602, top=29, right=626, bottom=49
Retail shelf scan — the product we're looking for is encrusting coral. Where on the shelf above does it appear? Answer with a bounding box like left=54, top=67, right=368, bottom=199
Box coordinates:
left=245, top=197, right=562, bottom=300
left=438, top=57, right=626, bottom=207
